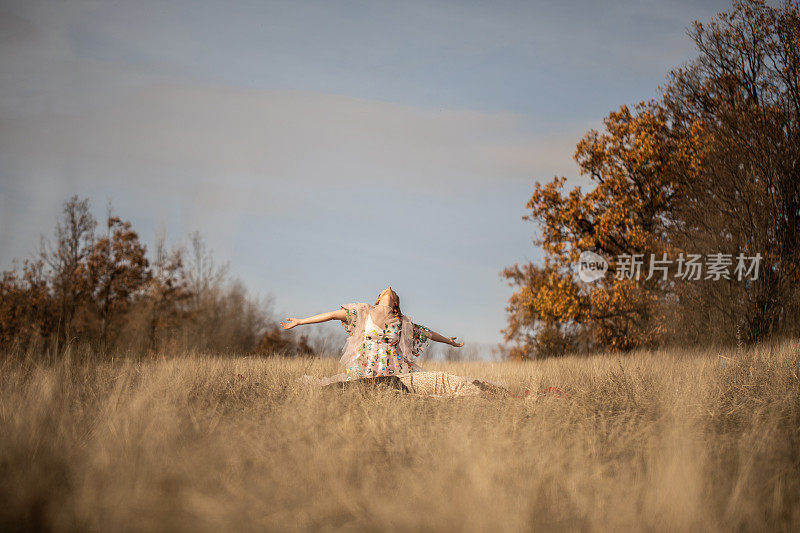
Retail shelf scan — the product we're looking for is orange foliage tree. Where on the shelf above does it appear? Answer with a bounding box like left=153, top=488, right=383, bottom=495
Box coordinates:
left=84, top=215, right=151, bottom=349
left=503, top=0, right=800, bottom=358
left=0, top=260, right=53, bottom=347
left=502, top=103, right=703, bottom=358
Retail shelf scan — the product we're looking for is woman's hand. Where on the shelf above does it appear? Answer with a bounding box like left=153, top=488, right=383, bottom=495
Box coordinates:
left=280, top=318, right=301, bottom=330
left=449, top=337, right=464, bottom=347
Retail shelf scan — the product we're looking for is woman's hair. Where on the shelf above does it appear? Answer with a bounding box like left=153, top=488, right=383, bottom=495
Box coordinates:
left=375, top=288, right=402, bottom=319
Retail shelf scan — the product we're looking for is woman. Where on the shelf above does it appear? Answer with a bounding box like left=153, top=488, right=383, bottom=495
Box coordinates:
left=280, top=286, right=509, bottom=398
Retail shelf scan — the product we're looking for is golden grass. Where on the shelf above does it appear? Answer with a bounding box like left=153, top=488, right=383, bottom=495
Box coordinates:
left=1, top=340, right=799, bottom=531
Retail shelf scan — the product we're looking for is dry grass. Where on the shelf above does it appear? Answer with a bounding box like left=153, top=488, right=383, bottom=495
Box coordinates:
left=1, top=340, right=799, bottom=532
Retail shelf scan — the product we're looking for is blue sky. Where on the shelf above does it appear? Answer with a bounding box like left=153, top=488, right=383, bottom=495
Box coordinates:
left=0, top=0, right=732, bottom=350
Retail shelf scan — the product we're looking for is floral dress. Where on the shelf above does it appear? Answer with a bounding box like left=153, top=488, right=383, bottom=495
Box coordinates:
left=296, top=302, right=510, bottom=397
left=341, top=303, right=433, bottom=380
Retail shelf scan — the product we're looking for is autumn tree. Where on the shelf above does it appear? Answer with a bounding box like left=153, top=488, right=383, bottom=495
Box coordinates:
left=0, top=259, right=52, bottom=348
left=41, top=196, right=97, bottom=343
left=503, top=0, right=800, bottom=358
left=0, top=195, right=297, bottom=358
left=2, top=196, right=96, bottom=351
left=502, top=103, right=701, bottom=357
left=145, top=230, right=190, bottom=353
left=664, top=0, right=800, bottom=343
left=85, top=212, right=151, bottom=349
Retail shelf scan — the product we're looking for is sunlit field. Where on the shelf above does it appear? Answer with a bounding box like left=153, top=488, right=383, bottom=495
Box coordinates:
left=2, top=340, right=799, bottom=532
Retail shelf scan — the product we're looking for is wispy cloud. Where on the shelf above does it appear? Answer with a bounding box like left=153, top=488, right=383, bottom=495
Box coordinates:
left=0, top=0, right=732, bottom=345
left=1, top=82, right=584, bottom=181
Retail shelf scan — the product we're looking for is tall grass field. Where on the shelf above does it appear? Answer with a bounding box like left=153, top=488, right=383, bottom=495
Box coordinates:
left=2, top=340, right=799, bottom=531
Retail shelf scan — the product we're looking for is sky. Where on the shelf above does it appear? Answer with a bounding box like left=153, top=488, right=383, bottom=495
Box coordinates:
left=0, top=0, right=732, bottom=351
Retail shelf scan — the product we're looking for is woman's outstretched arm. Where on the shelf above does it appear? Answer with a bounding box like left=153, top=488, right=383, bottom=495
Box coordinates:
left=280, top=309, right=347, bottom=330
left=426, top=330, right=465, bottom=348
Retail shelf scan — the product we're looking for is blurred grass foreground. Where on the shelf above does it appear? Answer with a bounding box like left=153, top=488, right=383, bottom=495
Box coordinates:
left=2, top=340, right=799, bottom=532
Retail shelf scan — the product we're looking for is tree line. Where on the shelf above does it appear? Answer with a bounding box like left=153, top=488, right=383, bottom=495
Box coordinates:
left=0, top=196, right=317, bottom=358
left=503, top=0, right=800, bottom=358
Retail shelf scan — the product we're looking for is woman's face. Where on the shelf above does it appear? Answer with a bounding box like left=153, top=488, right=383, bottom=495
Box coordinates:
left=376, top=286, right=397, bottom=306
